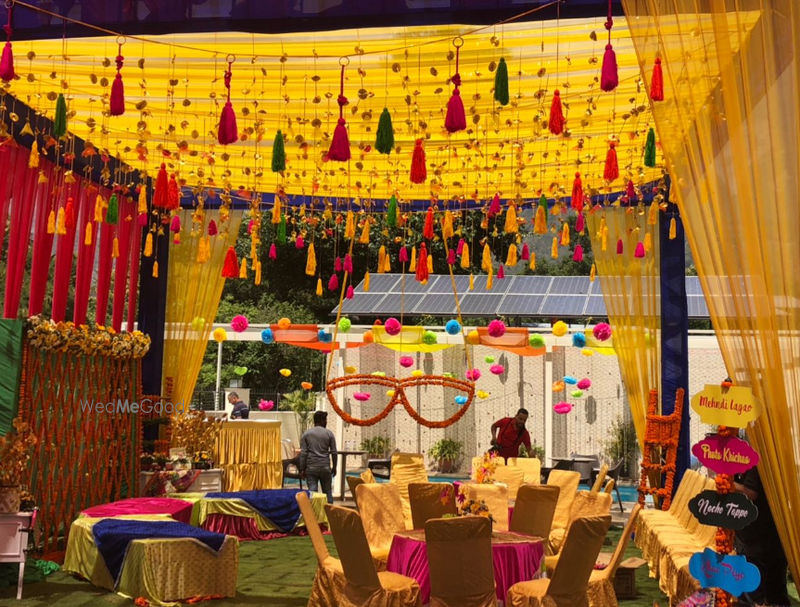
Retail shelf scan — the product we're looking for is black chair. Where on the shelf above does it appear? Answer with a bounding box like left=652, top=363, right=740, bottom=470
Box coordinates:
left=367, top=458, right=391, bottom=479
left=570, top=452, right=600, bottom=486
left=606, top=459, right=625, bottom=512
left=282, top=455, right=304, bottom=489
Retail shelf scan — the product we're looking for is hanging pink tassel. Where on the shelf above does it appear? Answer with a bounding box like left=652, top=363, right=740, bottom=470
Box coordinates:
left=295, top=236, right=304, bottom=249
left=626, top=180, right=636, bottom=203
left=334, top=257, right=342, bottom=273
left=600, top=1, right=618, bottom=92
left=447, top=249, right=456, bottom=265
left=650, top=57, right=664, bottom=102
left=571, top=172, right=583, bottom=211
left=109, top=42, right=125, bottom=116
left=0, top=5, right=15, bottom=82
left=520, top=244, right=530, bottom=261
left=326, top=63, right=351, bottom=161
left=138, top=213, right=148, bottom=226
left=604, top=143, right=619, bottom=182
left=218, top=58, right=238, bottom=145
left=170, top=215, right=181, bottom=233
left=346, top=285, right=354, bottom=299
left=247, top=220, right=254, bottom=234
left=634, top=242, right=645, bottom=258
left=444, top=40, right=466, bottom=133
left=548, top=90, right=565, bottom=135
left=488, top=193, right=501, bottom=217
left=344, top=254, right=353, bottom=274
left=269, top=243, right=277, bottom=260
left=616, top=239, right=623, bottom=255
left=575, top=213, right=585, bottom=233
left=328, top=274, right=339, bottom=291
left=497, top=265, right=505, bottom=279
left=208, top=220, right=218, bottom=236
left=456, top=239, right=465, bottom=255
left=399, top=246, right=409, bottom=263
left=573, top=245, right=584, bottom=262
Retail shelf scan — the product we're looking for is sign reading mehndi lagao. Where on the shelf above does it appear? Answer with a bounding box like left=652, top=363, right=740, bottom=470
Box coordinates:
left=691, top=384, right=761, bottom=427
left=688, top=489, right=759, bottom=530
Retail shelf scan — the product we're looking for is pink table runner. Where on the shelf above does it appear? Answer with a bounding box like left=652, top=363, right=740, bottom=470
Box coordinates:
left=81, top=498, right=194, bottom=524
left=386, top=529, right=544, bottom=603
left=201, top=513, right=327, bottom=540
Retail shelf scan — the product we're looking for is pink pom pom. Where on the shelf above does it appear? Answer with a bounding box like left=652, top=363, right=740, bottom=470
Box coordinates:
left=634, top=242, right=645, bottom=258
left=487, top=319, right=506, bottom=338
left=400, top=356, right=414, bottom=368
left=384, top=317, right=402, bottom=336
left=575, top=213, right=585, bottom=233
left=573, top=245, right=584, bottom=262
left=230, top=315, right=249, bottom=332
left=295, top=236, right=304, bottom=249
left=497, top=265, right=505, bottom=279
left=269, top=244, right=277, bottom=260
left=353, top=392, right=371, bottom=402
left=577, top=378, right=592, bottom=390
left=592, top=322, right=612, bottom=342
left=490, top=364, right=505, bottom=376
left=170, top=215, right=181, bottom=233
left=466, top=368, right=481, bottom=381
left=259, top=399, right=275, bottom=411
left=554, top=402, right=573, bottom=414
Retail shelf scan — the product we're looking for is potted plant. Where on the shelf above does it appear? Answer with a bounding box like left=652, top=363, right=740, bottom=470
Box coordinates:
left=0, top=418, right=37, bottom=513
left=282, top=389, right=317, bottom=435
left=602, top=416, right=639, bottom=478
left=360, top=436, right=392, bottom=460
left=193, top=451, right=212, bottom=470
left=429, top=438, right=464, bottom=473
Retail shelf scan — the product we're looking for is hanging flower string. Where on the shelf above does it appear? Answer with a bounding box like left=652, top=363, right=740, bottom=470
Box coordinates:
left=600, top=0, right=618, bottom=92
left=109, top=36, right=125, bottom=116
left=0, top=2, right=15, bottom=82
left=445, top=37, right=466, bottom=133
left=327, top=57, right=351, bottom=161
left=217, top=55, right=238, bottom=145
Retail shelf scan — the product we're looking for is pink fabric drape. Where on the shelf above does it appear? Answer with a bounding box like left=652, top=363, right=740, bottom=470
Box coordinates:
left=50, top=179, right=83, bottom=322
left=201, top=513, right=324, bottom=541
left=4, top=147, right=36, bottom=319
left=111, top=195, right=135, bottom=331
left=73, top=184, right=99, bottom=325
left=94, top=211, right=115, bottom=326
left=0, top=149, right=16, bottom=257
left=27, top=162, right=55, bottom=317
left=126, top=217, right=142, bottom=331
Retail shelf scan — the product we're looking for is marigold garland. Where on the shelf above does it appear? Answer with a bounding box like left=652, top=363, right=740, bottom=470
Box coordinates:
left=26, top=315, right=150, bottom=358
left=638, top=388, right=684, bottom=509
left=715, top=424, right=736, bottom=607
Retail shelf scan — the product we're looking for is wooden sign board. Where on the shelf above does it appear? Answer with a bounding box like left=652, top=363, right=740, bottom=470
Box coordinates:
left=692, top=435, right=759, bottom=475
left=688, top=489, right=759, bottom=530
left=691, top=385, right=761, bottom=427
left=689, top=548, right=761, bottom=597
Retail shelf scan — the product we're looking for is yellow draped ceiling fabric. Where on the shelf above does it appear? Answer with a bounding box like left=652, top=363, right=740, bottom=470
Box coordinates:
left=587, top=207, right=660, bottom=449
left=162, top=208, right=243, bottom=409
left=622, top=0, right=800, bottom=585
left=6, top=17, right=662, bottom=202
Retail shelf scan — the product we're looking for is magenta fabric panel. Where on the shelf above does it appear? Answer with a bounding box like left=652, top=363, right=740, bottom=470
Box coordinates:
left=0, top=149, right=16, bottom=259
left=200, top=513, right=324, bottom=541
left=4, top=148, right=37, bottom=318
left=81, top=497, right=194, bottom=524
left=94, top=213, right=115, bottom=326
left=111, top=194, right=135, bottom=331
left=27, top=162, right=56, bottom=316
left=50, top=179, right=84, bottom=322
left=126, top=216, right=142, bottom=331
left=73, top=186, right=99, bottom=325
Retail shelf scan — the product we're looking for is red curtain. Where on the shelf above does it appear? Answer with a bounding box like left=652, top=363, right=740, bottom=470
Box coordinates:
left=4, top=148, right=36, bottom=319
left=27, top=162, right=56, bottom=317
left=94, top=207, right=115, bottom=326
left=73, top=185, right=100, bottom=325
left=50, top=179, right=84, bottom=322
left=0, top=148, right=17, bottom=258
left=111, top=195, right=135, bottom=331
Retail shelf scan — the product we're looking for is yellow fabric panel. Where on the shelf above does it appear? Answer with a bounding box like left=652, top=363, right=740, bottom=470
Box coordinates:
left=379, top=342, right=454, bottom=354
left=587, top=208, right=660, bottom=450
left=193, top=492, right=327, bottom=531
left=215, top=420, right=283, bottom=490
left=390, top=452, right=429, bottom=529
left=506, top=457, right=541, bottom=485
left=162, top=209, right=243, bottom=409
left=545, top=470, right=579, bottom=531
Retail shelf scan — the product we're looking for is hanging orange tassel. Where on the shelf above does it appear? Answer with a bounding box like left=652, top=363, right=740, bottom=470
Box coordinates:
left=669, top=217, right=677, bottom=240
left=469, top=274, right=474, bottom=290
left=305, top=242, right=317, bottom=276
left=316, top=278, right=323, bottom=296
left=604, top=143, right=619, bottom=182
left=481, top=243, right=492, bottom=273
left=602, top=226, right=609, bottom=251
left=378, top=245, right=386, bottom=273
left=427, top=251, right=433, bottom=274
left=254, top=260, right=262, bottom=285
left=416, top=243, right=429, bottom=283
left=534, top=201, right=547, bottom=235
left=548, top=90, right=565, bottom=135
left=648, top=201, right=659, bottom=225
left=272, top=197, right=282, bottom=224
left=590, top=263, right=596, bottom=282
left=460, top=243, right=470, bottom=269
left=110, top=237, right=119, bottom=258
left=222, top=247, right=238, bottom=277
left=504, top=204, right=518, bottom=234
left=28, top=140, right=39, bottom=169
left=84, top=222, right=92, bottom=246
left=423, top=207, right=435, bottom=239
left=551, top=237, right=558, bottom=259
left=650, top=57, right=664, bottom=102
left=364, top=271, right=371, bottom=292
left=506, top=244, right=518, bottom=267
left=383, top=253, right=391, bottom=273
left=239, top=258, right=248, bottom=279
left=410, top=139, right=427, bottom=184
left=409, top=246, right=417, bottom=272
left=152, top=260, right=159, bottom=278
left=571, top=173, right=583, bottom=211
left=359, top=219, right=370, bottom=244
left=486, top=266, right=493, bottom=291
left=529, top=251, right=536, bottom=270
left=442, top=210, right=454, bottom=239
left=344, top=211, right=355, bottom=239
left=561, top=222, right=570, bottom=246
left=144, top=232, right=153, bottom=257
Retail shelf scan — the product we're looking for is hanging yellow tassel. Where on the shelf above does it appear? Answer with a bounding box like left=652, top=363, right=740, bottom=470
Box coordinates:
left=644, top=232, right=653, bottom=252
left=359, top=219, right=370, bottom=244
left=561, top=222, right=570, bottom=246
left=322, top=205, right=333, bottom=221
left=427, top=252, right=433, bottom=274
left=551, top=237, right=558, bottom=259
left=590, top=263, right=597, bottom=282
left=152, top=261, right=159, bottom=278
left=84, top=222, right=93, bottom=246
left=271, top=197, right=281, bottom=224
left=486, top=266, right=494, bottom=291
left=316, top=277, right=323, bottom=296
left=648, top=201, right=659, bottom=225
left=469, top=274, right=475, bottom=290
left=504, top=204, right=518, bottom=233
left=481, top=244, right=492, bottom=273
left=37, top=171, right=48, bottom=184
left=144, top=232, right=153, bottom=257
left=506, top=244, right=518, bottom=267
left=344, top=211, right=355, bottom=239
left=254, top=261, right=262, bottom=285
left=377, top=245, right=386, bottom=273
left=533, top=206, right=547, bottom=235
left=383, top=253, right=391, bottom=273
left=94, top=196, right=105, bottom=223
left=28, top=141, right=39, bottom=169
left=409, top=246, right=417, bottom=272
left=112, top=237, right=120, bottom=258
left=364, top=271, right=371, bottom=292
left=442, top=210, right=454, bottom=239
left=46, top=210, right=55, bottom=234
left=529, top=251, right=536, bottom=270
left=138, top=187, right=147, bottom=213
left=305, top=242, right=317, bottom=276
left=239, top=258, right=248, bottom=279
left=601, top=226, right=609, bottom=251
left=460, top=243, right=470, bottom=269
left=56, top=207, right=66, bottom=235
left=669, top=217, right=677, bottom=240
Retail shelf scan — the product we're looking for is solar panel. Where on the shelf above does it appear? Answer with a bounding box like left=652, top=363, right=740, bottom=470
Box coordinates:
left=687, top=296, right=709, bottom=318
left=685, top=276, right=704, bottom=295
left=389, top=274, right=443, bottom=294
left=460, top=294, right=504, bottom=315
left=506, top=275, right=553, bottom=294
left=355, top=274, right=398, bottom=293
left=583, top=296, right=607, bottom=316
left=550, top=276, right=591, bottom=295
left=338, top=293, right=390, bottom=314
left=469, top=274, right=514, bottom=294
left=412, top=293, right=462, bottom=315
left=497, top=295, right=544, bottom=315
left=539, top=295, right=587, bottom=316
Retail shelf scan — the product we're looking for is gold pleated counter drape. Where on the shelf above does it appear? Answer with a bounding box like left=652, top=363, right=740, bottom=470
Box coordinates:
left=215, top=420, right=283, bottom=490
left=621, top=0, right=800, bottom=585
left=587, top=207, right=660, bottom=448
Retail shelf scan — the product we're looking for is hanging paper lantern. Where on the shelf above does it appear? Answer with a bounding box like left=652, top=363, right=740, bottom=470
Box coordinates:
left=230, top=315, right=249, bottom=333
left=484, top=356, right=495, bottom=363
left=261, top=329, right=274, bottom=344
left=445, top=319, right=462, bottom=335
left=412, top=370, right=424, bottom=378
left=552, top=381, right=565, bottom=392
left=213, top=328, right=227, bottom=343
left=563, top=376, right=578, bottom=385
left=301, top=382, right=313, bottom=390
left=577, top=378, right=592, bottom=390
left=572, top=332, right=587, bottom=348
left=191, top=317, right=205, bottom=331
left=552, top=321, right=568, bottom=337
left=338, top=318, right=352, bottom=333
left=593, top=322, right=613, bottom=342
left=554, top=402, right=573, bottom=415
left=279, top=368, right=292, bottom=377
left=477, top=390, right=489, bottom=399
left=571, top=390, right=584, bottom=398
left=455, top=395, right=468, bottom=405
left=318, top=330, right=333, bottom=343
left=529, top=334, right=545, bottom=348
left=466, top=330, right=480, bottom=345
left=278, top=317, right=292, bottom=330
left=487, top=319, right=506, bottom=338
left=422, top=330, right=438, bottom=345
left=353, top=393, right=371, bottom=402
left=466, top=369, right=481, bottom=381
left=400, top=356, right=414, bottom=368
left=345, top=366, right=357, bottom=374
left=385, top=317, right=402, bottom=336
left=490, top=364, right=505, bottom=376
left=258, top=400, right=275, bottom=411
left=582, top=348, right=594, bottom=357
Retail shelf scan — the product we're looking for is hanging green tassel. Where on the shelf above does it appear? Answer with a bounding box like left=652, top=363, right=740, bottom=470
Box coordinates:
left=387, top=194, right=398, bottom=227
left=277, top=215, right=287, bottom=244
left=53, top=93, right=68, bottom=138
left=271, top=130, right=286, bottom=173
left=375, top=108, right=395, bottom=155
left=106, top=194, right=118, bottom=224
left=644, top=127, right=656, bottom=168
left=539, top=193, right=548, bottom=210
left=494, top=58, right=510, bottom=106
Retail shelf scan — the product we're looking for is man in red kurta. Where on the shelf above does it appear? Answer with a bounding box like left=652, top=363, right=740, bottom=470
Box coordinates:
left=490, top=409, right=534, bottom=460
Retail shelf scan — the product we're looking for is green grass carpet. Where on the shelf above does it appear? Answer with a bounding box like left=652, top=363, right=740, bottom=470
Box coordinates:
left=0, top=528, right=796, bottom=606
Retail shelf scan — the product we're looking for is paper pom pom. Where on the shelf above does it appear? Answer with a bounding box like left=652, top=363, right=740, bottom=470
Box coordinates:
left=213, top=328, right=227, bottom=342
left=385, top=317, right=402, bottom=336
left=466, top=369, right=481, bottom=381
left=445, top=319, right=462, bottom=335
left=477, top=390, right=489, bottom=399
left=442, top=373, right=454, bottom=379
left=374, top=319, right=383, bottom=326
left=371, top=371, right=386, bottom=377
left=387, top=390, right=396, bottom=397
left=552, top=321, right=568, bottom=337
left=529, top=334, right=545, bottom=347
left=412, top=370, right=424, bottom=378
left=230, top=315, right=249, bottom=332
left=301, top=382, right=313, bottom=390
left=261, top=329, right=275, bottom=344
left=422, top=330, right=438, bottom=345
left=280, top=368, right=292, bottom=377
left=345, top=366, right=357, bottom=374
left=487, top=319, right=506, bottom=338
left=191, top=317, right=206, bottom=331
left=338, top=318, right=352, bottom=333
left=577, top=378, right=592, bottom=390
left=484, top=356, right=495, bottom=363
left=490, top=364, right=505, bottom=376
left=571, top=390, right=584, bottom=398
left=400, top=356, right=414, bottom=368
left=258, top=400, right=275, bottom=411
left=552, top=381, right=565, bottom=392
left=363, top=331, right=374, bottom=343
left=353, top=392, right=371, bottom=402
left=466, top=330, right=480, bottom=345
left=593, top=322, right=613, bottom=342
left=554, top=402, right=573, bottom=414
left=455, top=395, right=468, bottom=405
left=563, top=376, right=578, bottom=385
left=278, top=317, right=292, bottom=330
left=572, top=332, right=587, bottom=348
left=582, top=349, right=594, bottom=357
left=318, top=330, right=333, bottom=343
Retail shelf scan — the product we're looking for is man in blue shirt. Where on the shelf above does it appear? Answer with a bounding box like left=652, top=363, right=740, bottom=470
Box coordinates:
left=227, top=392, right=249, bottom=419
left=299, top=411, right=337, bottom=504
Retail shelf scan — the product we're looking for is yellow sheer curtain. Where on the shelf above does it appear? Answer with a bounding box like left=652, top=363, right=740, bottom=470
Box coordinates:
left=622, top=0, right=800, bottom=583
left=587, top=207, right=660, bottom=448
left=162, top=209, right=243, bottom=409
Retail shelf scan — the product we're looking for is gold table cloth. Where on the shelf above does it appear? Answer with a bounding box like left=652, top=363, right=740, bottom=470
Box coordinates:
left=215, top=420, right=283, bottom=490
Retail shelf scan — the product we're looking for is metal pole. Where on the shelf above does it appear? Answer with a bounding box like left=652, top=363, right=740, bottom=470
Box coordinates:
left=335, top=346, right=346, bottom=500
left=544, top=347, right=554, bottom=467
left=214, top=340, right=223, bottom=410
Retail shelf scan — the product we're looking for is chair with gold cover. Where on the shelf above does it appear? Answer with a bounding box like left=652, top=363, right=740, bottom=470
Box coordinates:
left=466, top=483, right=510, bottom=532
left=591, top=464, right=609, bottom=493
left=390, top=453, right=429, bottom=528
left=547, top=491, right=612, bottom=559
left=325, top=505, right=421, bottom=607
left=509, top=485, right=560, bottom=539
left=409, top=483, right=457, bottom=530
left=298, top=492, right=344, bottom=607
left=361, top=468, right=377, bottom=484
left=347, top=477, right=365, bottom=507
left=425, top=516, right=497, bottom=607
left=492, top=466, right=525, bottom=501
left=545, top=470, right=580, bottom=540
left=355, top=482, right=407, bottom=570
left=586, top=504, right=642, bottom=607
left=602, top=479, right=615, bottom=495
left=506, top=457, right=541, bottom=485
left=506, top=515, right=611, bottom=607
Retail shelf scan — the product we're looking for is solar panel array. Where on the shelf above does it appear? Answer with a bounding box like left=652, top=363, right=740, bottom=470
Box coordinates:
left=333, top=274, right=711, bottom=319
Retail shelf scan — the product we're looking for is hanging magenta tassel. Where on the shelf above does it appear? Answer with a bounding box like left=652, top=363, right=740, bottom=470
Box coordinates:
left=334, top=257, right=342, bottom=272
left=444, top=39, right=466, bottom=133
left=626, top=180, right=636, bottom=203
left=269, top=243, right=277, bottom=260
left=410, top=139, right=427, bottom=184
left=218, top=58, right=238, bottom=144
left=548, top=90, right=565, bottom=135
left=520, top=244, right=530, bottom=261
left=456, top=239, right=465, bottom=255
left=208, top=219, right=218, bottom=236
left=170, top=215, right=181, bottom=233
left=634, top=242, right=645, bottom=258
left=109, top=42, right=125, bottom=116
left=447, top=249, right=456, bottom=265
left=497, top=265, right=505, bottom=279
left=0, top=5, right=15, bottom=82
left=573, top=245, right=584, bottom=262
left=488, top=193, right=501, bottom=217
left=295, top=236, right=304, bottom=249
left=138, top=213, right=148, bottom=227
left=328, top=274, right=339, bottom=291
left=575, top=213, right=585, bottom=233
left=326, top=63, right=351, bottom=161
left=399, top=246, right=409, bottom=263
left=346, top=285, right=354, bottom=299
left=600, top=1, right=618, bottom=92
left=616, top=239, right=623, bottom=255
left=571, top=172, right=583, bottom=211
left=344, top=254, right=353, bottom=274
left=650, top=57, right=664, bottom=102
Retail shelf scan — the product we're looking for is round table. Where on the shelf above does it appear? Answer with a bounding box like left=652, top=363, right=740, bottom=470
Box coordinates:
left=386, top=528, right=544, bottom=603
left=80, top=497, right=194, bottom=524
